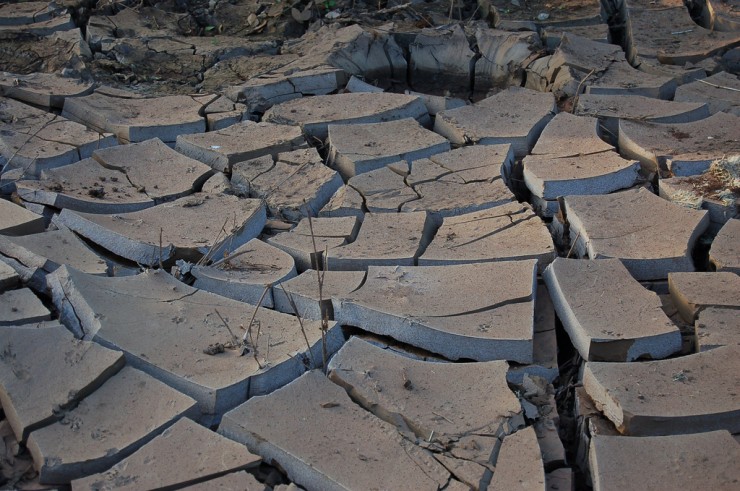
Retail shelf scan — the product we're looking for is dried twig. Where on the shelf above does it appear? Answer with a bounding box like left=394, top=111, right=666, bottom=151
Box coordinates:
left=196, top=217, right=230, bottom=266
left=696, top=79, right=740, bottom=92
left=566, top=230, right=582, bottom=258
left=306, top=205, right=329, bottom=372
left=242, top=285, right=272, bottom=369
left=278, top=283, right=316, bottom=367
left=214, top=309, right=240, bottom=347
left=572, top=68, right=596, bottom=109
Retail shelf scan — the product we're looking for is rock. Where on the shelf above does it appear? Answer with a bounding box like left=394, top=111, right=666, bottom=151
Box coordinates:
left=419, top=202, right=556, bottom=272
left=582, top=344, right=740, bottom=435
left=263, top=92, right=430, bottom=140
left=0, top=97, right=117, bottom=178
left=175, top=121, right=306, bottom=173
left=0, top=288, right=51, bottom=326
left=544, top=258, right=682, bottom=361
left=0, top=260, right=19, bottom=291
left=434, top=87, right=555, bottom=157
left=328, top=337, right=523, bottom=463
left=475, top=28, right=543, bottom=91
left=47, top=266, right=342, bottom=419
left=62, top=91, right=208, bottom=143
left=674, top=71, right=740, bottom=117
left=0, top=325, right=124, bottom=442
left=562, top=187, right=710, bottom=280
left=267, top=216, right=360, bottom=272
left=0, top=199, right=45, bottom=236
left=667, top=272, right=740, bottom=323
left=26, top=366, right=198, bottom=484
left=218, top=371, right=450, bottom=491
left=327, top=118, right=451, bottom=178
left=409, top=25, right=475, bottom=94
left=589, top=431, right=740, bottom=490
left=618, top=112, right=740, bottom=174
left=332, top=260, right=537, bottom=362
left=325, top=211, right=435, bottom=270
left=56, top=193, right=266, bottom=267
left=710, top=218, right=740, bottom=273
left=231, top=148, right=342, bottom=222
left=71, top=418, right=260, bottom=490
left=695, top=307, right=740, bottom=352
left=273, top=270, right=366, bottom=320
left=488, top=426, right=546, bottom=491
left=0, top=229, right=107, bottom=291
left=575, top=93, right=710, bottom=139
left=191, top=239, right=297, bottom=308
left=17, top=138, right=214, bottom=213
left=0, top=72, right=94, bottom=109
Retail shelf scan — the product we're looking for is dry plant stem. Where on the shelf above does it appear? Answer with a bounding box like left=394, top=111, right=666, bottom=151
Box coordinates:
left=196, top=217, right=230, bottom=266
left=696, top=79, right=740, bottom=92
left=573, top=68, right=596, bottom=108
left=158, top=227, right=164, bottom=270
left=305, top=207, right=329, bottom=372
left=214, top=308, right=240, bottom=346
left=566, top=230, right=581, bottom=258
left=277, top=283, right=316, bottom=367
left=242, top=285, right=271, bottom=369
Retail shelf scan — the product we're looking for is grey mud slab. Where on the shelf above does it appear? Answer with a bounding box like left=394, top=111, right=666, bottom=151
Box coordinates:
left=0, top=325, right=124, bottom=442
left=327, top=117, right=451, bottom=178
left=419, top=201, right=556, bottom=271
left=433, top=87, right=555, bottom=157
left=72, top=417, right=261, bottom=490
left=544, top=258, right=681, bottom=361
left=0, top=71, right=94, bottom=109
left=488, top=426, right=545, bottom=491
left=263, top=92, right=430, bottom=140
left=175, top=121, right=306, bottom=173
left=583, top=344, right=740, bottom=436
left=589, top=431, right=740, bottom=491
left=327, top=337, right=523, bottom=462
left=667, top=272, right=740, bottom=323
left=673, top=71, right=740, bottom=116
left=218, top=371, right=450, bottom=491
left=709, top=218, right=740, bottom=274
left=0, top=288, right=51, bottom=326
left=695, top=307, right=740, bottom=352
left=332, top=260, right=537, bottom=362
left=26, top=366, right=197, bottom=484
left=563, top=187, right=709, bottom=280
left=273, top=269, right=366, bottom=320
left=0, top=199, right=46, bottom=236
left=47, top=266, right=342, bottom=417
left=57, top=193, right=266, bottom=267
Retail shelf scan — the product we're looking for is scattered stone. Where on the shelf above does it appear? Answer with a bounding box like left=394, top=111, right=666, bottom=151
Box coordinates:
left=231, top=148, right=342, bottom=222
left=267, top=216, right=359, bottom=271
left=327, top=118, right=451, bottom=178
left=409, top=25, right=475, bottom=93
left=419, top=202, right=556, bottom=271
left=56, top=193, right=266, bottom=267
left=47, top=266, right=342, bottom=418
left=562, top=187, right=710, bottom=280
left=0, top=229, right=107, bottom=290
left=0, top=72, right=94, bottom=109
left=191, top=239, right=297, bottom=308
left=589, top=431, right=740, bottom=490
left=0, top=325, right=124, bottom=442
left=62, top=91, right=208, bottom=143
left=17, top=138, right=213, bottom=213
left=674, top=71, right=740, bottom=117
left=273, top=270, right=366, bottom=320
left=709, top=218, right=740, bottom=274
left=618, top=112, right=740, bottom=174
left=434, top=87, right=555, bottom=157
left=583, top=344, right=740, bottom=435
left=488, top=426, right=546, bottom=491
left=26, top=366, right=198, bottom=484
left=71, top=417, right=260, bottom=490
left=0, top=288, right=50, bottom=326
left=0, top=199, right=45, bottom=236
left=263, top=92, right=430, bottom=140
left=575, top=93, right=710, bottom=138
left=667, top=272, right=740, bottom=323
left=695, top=307, right=740, bottom=352
left=332, top=260, right=537, bottom=362
left=544, top=258, right=682, bottom=361
left=175, top=121, right=306, bottom=173
left=0, top=97, right=117, bottom=178
left=219, top=371, right=450, bottom=491
left=325, top=211, right=434, bottom=270
left=328, top=337, right=523, bottom=464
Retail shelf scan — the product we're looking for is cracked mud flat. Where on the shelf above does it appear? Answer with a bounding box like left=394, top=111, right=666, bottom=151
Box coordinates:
left=0, top=0, right=739, bottom=489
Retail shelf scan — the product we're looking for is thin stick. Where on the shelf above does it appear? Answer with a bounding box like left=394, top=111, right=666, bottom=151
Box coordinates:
left=242, top=285, right=271, bottom=369
left=214, top=309, right=240, bottom=346
left=305, top=204, right=329, bottom=372
left=566, top=230, right=582, bottom=258
left=696, top=79, right=740, bottom=92
left=278, top=283, right=316, bottom=367
left=572, top=68, right=596, bottom=108
left=158, top=227, right=164, bottom=270
left=196, top=217, right=229, bottom=266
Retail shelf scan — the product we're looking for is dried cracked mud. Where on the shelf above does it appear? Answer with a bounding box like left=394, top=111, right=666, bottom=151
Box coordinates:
left=0, top=0, right=738, bottom=489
